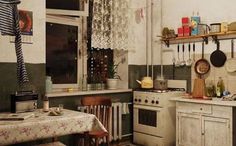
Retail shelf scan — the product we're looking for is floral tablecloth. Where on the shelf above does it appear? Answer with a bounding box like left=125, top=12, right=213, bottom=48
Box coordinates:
left=0, top=109, right=106, bottom=145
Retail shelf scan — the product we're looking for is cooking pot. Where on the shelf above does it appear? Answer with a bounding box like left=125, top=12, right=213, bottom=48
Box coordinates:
left=194, top=42, right=210, bottom=76
left=154, top=77, right=167, bottom=90
left=136, top=76, right=153, bottom=89
left=210, top=42, right=227, bottom=67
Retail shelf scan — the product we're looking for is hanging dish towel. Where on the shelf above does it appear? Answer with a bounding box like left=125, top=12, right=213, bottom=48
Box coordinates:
left=0, top=0, right=29, bottom=85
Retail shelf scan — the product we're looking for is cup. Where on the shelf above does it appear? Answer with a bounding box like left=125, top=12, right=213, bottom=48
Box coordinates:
left=58, top=104, right=64, bottom=112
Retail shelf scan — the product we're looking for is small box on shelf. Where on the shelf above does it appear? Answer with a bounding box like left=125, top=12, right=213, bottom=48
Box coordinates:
left=178, top=27, right=184, bottom=37
left=182, top=17, right=190, bottom=26
left=183, top=26, right=191, bottom=36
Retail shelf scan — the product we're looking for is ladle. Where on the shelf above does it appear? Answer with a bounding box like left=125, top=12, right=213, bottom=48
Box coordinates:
left=180, top=44, right=186, bottom=66
left=193, top=43, right=196, bottom=62
left=186, top=43, right=192, bottom=66
left=175, top=44, right=181, bottom=67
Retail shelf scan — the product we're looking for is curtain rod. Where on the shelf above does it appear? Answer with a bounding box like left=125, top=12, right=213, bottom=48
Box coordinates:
left=0, top=0, right=21, bottom=4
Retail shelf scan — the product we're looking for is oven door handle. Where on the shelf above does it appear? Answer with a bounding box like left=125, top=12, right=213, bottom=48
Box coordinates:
left=133, top=104, right=162, bottom=111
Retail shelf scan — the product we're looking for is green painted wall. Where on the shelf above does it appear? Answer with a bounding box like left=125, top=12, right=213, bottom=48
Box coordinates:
left=0, top=63, right=45, bottom=112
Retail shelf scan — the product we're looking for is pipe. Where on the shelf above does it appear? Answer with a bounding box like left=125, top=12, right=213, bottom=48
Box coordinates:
left=151, top=0, right=154, bottom=80
left=160, top=0, right=164, bottom=79
left=146, top=0, right=149, bottom=77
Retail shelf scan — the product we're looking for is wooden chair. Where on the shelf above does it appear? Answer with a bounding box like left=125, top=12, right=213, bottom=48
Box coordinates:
left=80, top=96, right=112, bottom=146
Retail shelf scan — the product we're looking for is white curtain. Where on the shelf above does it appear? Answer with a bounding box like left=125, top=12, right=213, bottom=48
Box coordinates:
left=91, top=0, right=129, bottom=50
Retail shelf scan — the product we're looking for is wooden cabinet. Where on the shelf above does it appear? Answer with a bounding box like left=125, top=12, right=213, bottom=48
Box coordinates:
left=202, top=116, right=230, bottom=146
left=176, top=102, right=233, bottom=146
left=177, top=113, right=201, bottom=146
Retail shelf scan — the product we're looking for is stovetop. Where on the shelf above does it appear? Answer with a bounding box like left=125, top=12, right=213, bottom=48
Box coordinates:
left=134, top=88, right=185, bottom=93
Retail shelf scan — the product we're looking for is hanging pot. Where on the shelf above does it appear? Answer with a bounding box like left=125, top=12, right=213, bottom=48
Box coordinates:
left=194, top=42, right=211, bottom=76
left=210, top=42, right=227, bottom=67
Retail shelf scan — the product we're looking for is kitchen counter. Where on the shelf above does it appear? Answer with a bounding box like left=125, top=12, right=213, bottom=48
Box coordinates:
left=46, top=89, right=132, bottom=98
left=171, top=97, right=236, bottom=107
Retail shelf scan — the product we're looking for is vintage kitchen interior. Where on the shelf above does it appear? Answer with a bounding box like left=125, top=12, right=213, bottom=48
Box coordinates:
left=0, top=0, right=236, bottom=146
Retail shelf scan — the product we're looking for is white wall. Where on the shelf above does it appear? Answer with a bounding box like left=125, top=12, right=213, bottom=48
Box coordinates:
left=128, top=0, right=236, bottom=65
left=162, top=0, right=236, bottom=65
left=0, top=0, right=45, bottom=64
left=127, top=0, right=163, bottom=65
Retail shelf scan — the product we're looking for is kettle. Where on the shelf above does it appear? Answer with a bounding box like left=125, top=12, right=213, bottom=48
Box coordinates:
left=136, top=76, right=153, bottom=89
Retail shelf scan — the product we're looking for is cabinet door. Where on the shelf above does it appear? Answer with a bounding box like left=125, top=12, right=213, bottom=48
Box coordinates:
left=177, top=113, right=201, bottom=146
left=202, top=116, right=230, bottom=146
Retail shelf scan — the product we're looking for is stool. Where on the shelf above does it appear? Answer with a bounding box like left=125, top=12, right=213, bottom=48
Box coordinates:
left=35, top=141, right=66, bottom=146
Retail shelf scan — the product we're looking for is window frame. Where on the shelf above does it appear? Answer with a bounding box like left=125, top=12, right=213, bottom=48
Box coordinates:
left=46, top=14, right=86, bottom=91
left=46, top=0, right=89, bottom=17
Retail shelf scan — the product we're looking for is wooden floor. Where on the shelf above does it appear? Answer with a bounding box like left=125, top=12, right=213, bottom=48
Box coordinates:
left=110, top=139, right=138, bottom=146
left=110, top=141, right=137, bottom=146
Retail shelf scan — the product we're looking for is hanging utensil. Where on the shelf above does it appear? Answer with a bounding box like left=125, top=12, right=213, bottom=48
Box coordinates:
left=194, top=42, right=211, bottom=77
left=180, top=44, right=186, bottom=66
left=193, top=43, right=196, bottom=62
left=210, top=42, right=227, bottom=67
left=186, top=43, right=192, bottom=66
left=225, top=39, right=236, bottom=72
left=175, top=44, right=181, bottom=67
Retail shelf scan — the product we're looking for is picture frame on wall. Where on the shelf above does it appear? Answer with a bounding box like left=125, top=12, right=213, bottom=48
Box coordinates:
left=19, top=10, right=33, bottom=36
left=10, top=10, right=33, bottom=44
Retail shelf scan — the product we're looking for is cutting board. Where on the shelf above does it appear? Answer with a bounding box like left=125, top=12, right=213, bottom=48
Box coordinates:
left=192, top=78, right=205, bottom=98
left=0, top=113, right=34, bottom=121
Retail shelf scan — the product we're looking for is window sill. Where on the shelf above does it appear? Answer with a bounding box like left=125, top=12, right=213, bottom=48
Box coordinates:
left=46, top=89, right=133, bottom=98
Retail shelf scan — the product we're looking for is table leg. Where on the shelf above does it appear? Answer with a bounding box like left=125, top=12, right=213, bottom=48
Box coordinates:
left=84, top=132, right=89, bottom=146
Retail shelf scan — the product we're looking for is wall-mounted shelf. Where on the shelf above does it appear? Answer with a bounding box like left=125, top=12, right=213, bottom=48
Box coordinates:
left=162, top=31, right=236, bottom=47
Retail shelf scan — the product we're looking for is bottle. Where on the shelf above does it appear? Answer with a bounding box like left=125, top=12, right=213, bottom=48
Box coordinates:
left=43, top=96, right=49, bottom=112
left=45, top=76, right=52, bottom=93
left=216, top=77, right=225, bottom=98
left=191, top=11, right=200, bottom=35
left=206, top=80, right=216, bottom=97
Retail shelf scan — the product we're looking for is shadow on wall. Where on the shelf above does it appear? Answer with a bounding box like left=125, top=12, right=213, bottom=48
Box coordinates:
left=129, top=65, right=191, bottom=93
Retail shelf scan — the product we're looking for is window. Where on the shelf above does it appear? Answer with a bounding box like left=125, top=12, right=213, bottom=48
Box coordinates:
left=46, top=0, right=88, bottom=16
left=87, top=48, right=113, bottom=84
left=46, top=15, right=85, bottom=89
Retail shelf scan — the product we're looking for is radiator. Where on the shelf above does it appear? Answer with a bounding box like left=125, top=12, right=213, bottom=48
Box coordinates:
left=109, top=102, right=122, bottom=142
left=77, top=102, right=125, bottom=142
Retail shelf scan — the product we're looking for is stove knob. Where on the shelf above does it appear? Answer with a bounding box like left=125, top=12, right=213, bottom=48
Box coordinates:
left=156, top=100, right=159, bottom=104
left=151, top=100, right=155, bottom=104
left=138, top=99, right=141, bottom=102
left=145, top=99, right=148, bottom=103
left=134, top=98, right=137, bottom=102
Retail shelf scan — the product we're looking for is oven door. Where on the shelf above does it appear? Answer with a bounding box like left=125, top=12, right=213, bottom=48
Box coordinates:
left=133, top=104, right=163, bottom=137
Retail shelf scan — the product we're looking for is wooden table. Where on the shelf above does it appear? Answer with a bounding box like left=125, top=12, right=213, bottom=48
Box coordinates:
left=0, top=109, right=106, bottom=145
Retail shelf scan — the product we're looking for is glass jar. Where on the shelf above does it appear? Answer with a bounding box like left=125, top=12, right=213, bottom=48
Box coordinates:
left=45, top=76, right=52, bottom=93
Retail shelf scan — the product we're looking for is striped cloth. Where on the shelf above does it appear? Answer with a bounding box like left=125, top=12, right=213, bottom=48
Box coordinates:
left=0, top=0, right=29, bottom=85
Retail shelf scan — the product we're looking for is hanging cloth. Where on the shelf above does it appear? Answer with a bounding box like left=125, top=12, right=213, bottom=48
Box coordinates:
left=0, top=0, right=29, bottom=85
left=91, top=0, right=129, bottom=50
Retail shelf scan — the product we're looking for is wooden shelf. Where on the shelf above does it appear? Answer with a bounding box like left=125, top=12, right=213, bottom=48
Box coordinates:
left=162, top=31, right=236, bottom=47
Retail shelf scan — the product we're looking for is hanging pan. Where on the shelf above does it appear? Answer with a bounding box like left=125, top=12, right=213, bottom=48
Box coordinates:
left=194, top=42, right=211, bottom=76
left=210, top=42, right=227, bottom=67
left=225, top=39, right=236, bottom=72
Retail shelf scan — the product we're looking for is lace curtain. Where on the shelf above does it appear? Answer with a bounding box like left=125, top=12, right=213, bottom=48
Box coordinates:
left=91, top=0, right=129, bottom=50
